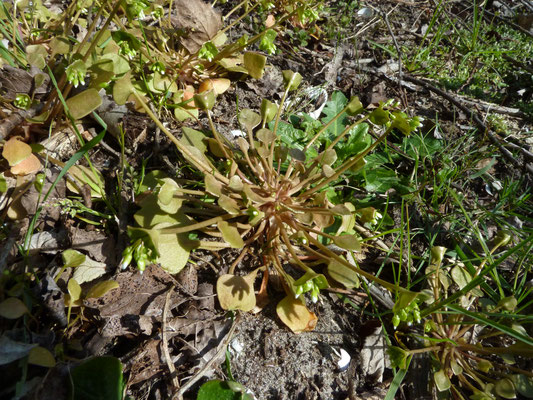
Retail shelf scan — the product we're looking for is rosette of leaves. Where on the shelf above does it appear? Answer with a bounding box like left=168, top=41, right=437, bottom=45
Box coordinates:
left=124, top=70, right=420, bottom=332
left=388, top=237, right=533, bottom=399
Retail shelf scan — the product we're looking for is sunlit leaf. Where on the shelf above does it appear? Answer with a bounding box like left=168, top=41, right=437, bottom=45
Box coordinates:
left=238, top=109, right=261, bottom=132
left=328, top=259, right=360, bottom=288
left=276, top=296, right=317, bottom=333
left=11, top=153, right=41, bottom=175
left=86, top=280, right=119, bottom=299
left=216, top=269, right=260, bottom=312
left=218, top=194, right=241, bottom=215
left=217, top=221, right=244, bottom=248
left=333, top=234, right=361, bottom=251
left=434, top=369, right=451, bottom=392
left=451, top=265, right=472, bottom=290
left=68, top=279, right=82, bottom=303
left=243, top=52, right=266, bottom=79
left=205, top=174, right=222, bottom=197
left=66, top=88, right=102, bottom=120
left=2, top=137, right=31, bottom=166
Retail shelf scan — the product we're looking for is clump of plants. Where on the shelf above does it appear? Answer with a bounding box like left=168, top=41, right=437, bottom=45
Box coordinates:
left=0, top=0, right=286, bottom=123
left=119, top=69, right=423, bottom=331
left=389, top=236, right=533, bottom=399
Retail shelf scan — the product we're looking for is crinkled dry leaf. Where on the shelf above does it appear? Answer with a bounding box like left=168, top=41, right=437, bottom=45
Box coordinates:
left=171, top=0, right=222, bottom=53
left=276, top=296, right=317, bottom=333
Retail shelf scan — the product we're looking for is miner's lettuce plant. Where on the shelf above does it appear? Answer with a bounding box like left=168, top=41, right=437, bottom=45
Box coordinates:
left=119, top=69, right=423, bottom=332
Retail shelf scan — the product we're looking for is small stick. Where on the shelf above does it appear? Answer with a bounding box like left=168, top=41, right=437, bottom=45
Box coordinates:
left=172, top=315, right=239, bottom=399
left=162, top=285, right=180, bottom=393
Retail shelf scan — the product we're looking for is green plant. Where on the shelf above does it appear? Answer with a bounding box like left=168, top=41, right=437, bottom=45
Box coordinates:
left=119, top=70, right=423, bottom=331
left=388, top=230, right=533, bottom=399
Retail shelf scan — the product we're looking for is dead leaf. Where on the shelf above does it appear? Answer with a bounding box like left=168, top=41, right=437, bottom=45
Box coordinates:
left=171, top=0, right=222, bottom=53
left=170, top=0, right=222, bottom=53
left=360, top=321, right=386, bottom=384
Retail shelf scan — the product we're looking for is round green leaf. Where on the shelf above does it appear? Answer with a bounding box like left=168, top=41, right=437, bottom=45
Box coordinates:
left=66, top=88, right=103, bottom=120
left=197, top=380, right=242, bottom=400
left=494, top=378, right=516, bottom=399
left=70, top=356, right=124, bottom=400
left=28, top=346, right=56, bottom=368
left=0, top=297, right=29, bottom=319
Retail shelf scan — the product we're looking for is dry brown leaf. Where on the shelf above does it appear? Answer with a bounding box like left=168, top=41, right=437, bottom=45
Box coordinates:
left=171, top=0, right=222, bottom=53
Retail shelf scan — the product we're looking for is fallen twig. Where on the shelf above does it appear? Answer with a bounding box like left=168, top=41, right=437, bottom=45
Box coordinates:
left=162, top=285, right=180, bottom=395
left=172, top=314, right=239, bottom=399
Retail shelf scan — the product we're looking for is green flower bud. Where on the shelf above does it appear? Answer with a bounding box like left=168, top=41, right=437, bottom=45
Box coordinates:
left=65, top=60, right=87, bottom=88
left=430, top=246, right=446, bottom=266
left=34, top=173, right=46, bottom=192
left=399, top=309, right=408, bottom=321
left=392, top=314, right=400, bottom=328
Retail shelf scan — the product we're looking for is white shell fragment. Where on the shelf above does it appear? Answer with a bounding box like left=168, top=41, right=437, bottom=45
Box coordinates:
left=332, top=347, right=351, bottom=371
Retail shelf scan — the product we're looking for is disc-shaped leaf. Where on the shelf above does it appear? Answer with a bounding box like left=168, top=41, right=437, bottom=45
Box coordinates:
left=322, top=164, right=335, bottom=178
left=333, top=234, right=361, bottom=251
left=434, top=369, right=451, bottom=392
left=217, top=271, right=258, bottom=312
left=494, top=378, right=516, bottom=399
left=228, top=175, right=244, bottom=192
left=2, top=137, right=31, bottom=166
left=218, top=194, right=241, bottom=215
left=70, top=356, right=124, bottom=400
left=451, top=265, right=472, bottom=290
left=0, top=297, right=29, bottom=319
left=11, top=153, right=41, bottom=175
left=113, top=72, right=135, bottom=105
left=330, top=204, right=351, bottom=216
left=28, top=346, right=56, bottom=368
left=511, top=374, right=533, bottom=399
left=328, top=260, right=360, bottom=288
left=257, top=128, right=276, bottom=144
left=276, top=296, right=317, bottom=333
left=217, top=221, right=244, bottom=248
left=71, top=254, right=107, bottom=285
left=318, top=149, right=337, bottom=165
left=243, top=52, right=266, bottom=79
left=197, top=380, right=243, bottom=400
left=66, top=88, right=102, bottom=120
left=238, top=109, right=261, bottom=132
left=205, top=174, right=222, bottom=197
